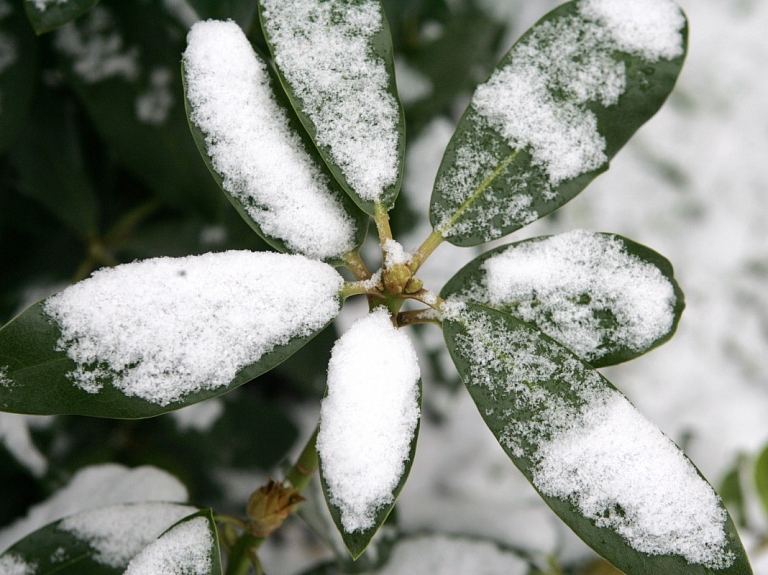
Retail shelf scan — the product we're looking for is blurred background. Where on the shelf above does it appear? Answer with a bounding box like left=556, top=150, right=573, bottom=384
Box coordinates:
left=2, top=0, right=768, bottom=573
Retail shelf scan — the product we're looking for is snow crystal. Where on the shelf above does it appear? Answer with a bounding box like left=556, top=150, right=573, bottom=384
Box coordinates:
left=382, top=239, right=411, bottom=269
left=28, top=0, right=66, bottom=11
left=260, top=0, right=400, bottom=202
left=43, top=251, right=343, bottom=406
left=54, top=6, right=140, bottom=83
left=450, top=307, right=733, bottom=568
left=0, top=366, right=10, bottom=387
left=368, top=534, right=527, bottom=575
left=135, top=67, right=173, bottom=125
left=534, top=391, right=733, bottom=568
left=468, top=230, right=677, bottom=362
left=0, top=464, right=187, bottom=552
left=0, top=555, right=35, bottom=575
left=317, top=307, right=421, bottom=533
left=123, top=516, right=212, bottom=575
left=434, top=0, right=685, bottom=239
left=183, top=20, right=357, bottom=260
left=59, top=503, right=197, bottom=568
left=170, top=398, right=224, bottom=432
left=49, top=548, right=67, bottom=563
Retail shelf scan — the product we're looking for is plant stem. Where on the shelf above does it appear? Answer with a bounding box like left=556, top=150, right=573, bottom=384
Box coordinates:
left=373, top=202, right=393, bottom=246
left=342, top=250, right=372, bottom=281
left=285, top=426, right=320, bottom=493
left=410, top=229, right=444, bottom=272
left=340, top=280, right=382, bottom=300
left=396, top=308, right=441, bottom=327
left=225, top=532, right=262, bottom=575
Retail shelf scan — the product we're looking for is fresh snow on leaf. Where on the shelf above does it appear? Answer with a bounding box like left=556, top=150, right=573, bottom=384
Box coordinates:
left=317, top=307, right=420, bottom=533
left=0, top=464, right=188, bottom=552
left=43, top=251, right=343, bottom=406
left=458, top=230, right=677, bottom=362
left=183, top=19, right=357, bottom=261
left=260, top=0, right=400, bottom=203
left=123, top=516, right=213, bottom=575
left=433, top=0, right=685, bottom=240
left=0, top=413, right=49, bottom=477
left=382, top=238, right=411, bottom=269
left=450, top=306, right=733, bottom=568
left=58, top=503, right=197, bottom=568
left=0, top=554, right=35, bottom=575
left=364, top=535, right=527, bottom=575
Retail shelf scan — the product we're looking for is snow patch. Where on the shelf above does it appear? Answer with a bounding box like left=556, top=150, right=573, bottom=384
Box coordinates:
left=0, top=413, right=49, bottom=477
left=123, top=516, right=213, bottom=575
left=135, top=67, right=173, bottom=125
left=43, top=251, right=342, bottom=406
left=0, top=555, right=35, bottom=575
left=183, top=20, right=357, bottom=260
left=28, top=0, right=66, bottom=11
left=317, top=308, right=421, bottom=533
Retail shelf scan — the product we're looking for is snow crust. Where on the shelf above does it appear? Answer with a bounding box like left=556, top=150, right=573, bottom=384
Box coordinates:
left=183, top=20, right=357, bottom=260
left=0, top=555, right=35, bottom=575
left=58, top=503, right=196, bottom=568
left=434, top=0, right=685, bottom=240
left=43, top=251, right=342, bottom=406
left=451, top=307, right=732, bottom=568
left=123, top=516, right=212, bottom=575
left=464, top=230, right=676, bottom=362
left=260, top=0, right=400, bottom=202
left=367, top=534, right=528, bottom=575
left=54, top=6, right=140, bottom=83
left=317, top=308, right=421, bottom=533
left=0, top=464, right=187, bottom=552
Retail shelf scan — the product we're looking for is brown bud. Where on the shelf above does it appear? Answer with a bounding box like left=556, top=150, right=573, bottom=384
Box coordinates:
left=246, top=479, right=305, bottom=538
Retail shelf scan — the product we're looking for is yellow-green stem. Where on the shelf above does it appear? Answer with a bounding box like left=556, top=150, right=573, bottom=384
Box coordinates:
left=373, top=202, right=393, bottom=246
left=410, top=229, right=444, bottom=273
left=225, top=532, right=262, bottom=575
left=285, top=426, right=319, bottom=494
left=342, top=250, right=372, bottom=281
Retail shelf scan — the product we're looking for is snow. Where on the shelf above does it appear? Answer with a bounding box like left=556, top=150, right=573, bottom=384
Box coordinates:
left=260, top=0, right=400, bottom=202
left=317, top=308, right=421, bottom=533
left=462, top=230, right=677, bottom=362
left=449, top=306, right=732, bottom=568
left=54, top=6, right=140, bottom=84
left=433, top=0, right=685, bottom=241
left=0, top=413, right=49, bottom=477
left=135, top=67, right=173, bottom=125
left=28, top=0, right=66, bottom=11
left=534, top=391, right=731, bottom=568
left=170, top=397, right=224, bottom=432
left=183, top=20, right=357, bottom=260
left=162, top=0, right=199, bottom=28
left=0, top=464, right=187, bottom=552
left=58, top=503, right=197, bottom=568
left=366, top=534, right=528, bottom=575
left=382, top=239, right=411, bottom=268
left=0, top=555, right=35, bottom=575
left=123, top=516, right=213, bottom=575
left=43, top=251, right=342, bottom=406
left=394, top=56, right=433, bottom=105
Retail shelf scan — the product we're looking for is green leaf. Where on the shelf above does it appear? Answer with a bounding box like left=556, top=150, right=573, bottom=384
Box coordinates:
left=320, top=401, right=419, bottom=560
left=181, top=35, right=368, bottom=264
left=122, top=508, right=223, bottom=575
left=0, top=502, right=198, bottom=574
left=443, top=303, right=752, bottom=575
left=0, top=252, right=344, bottom=419
left=0, top=3, right=36, bottom=154
left=720, top=457, right=746, bottom=529
left=259, top=0, right=405, bottom=214
left=429, top=1, right=688, bottom=246
left=23, top=0, right=99, bottom=35
left=54, top=2, right=224, bottom=217
left=440, top=231, right=685, bottom=367
left=754, top=444, right=768, bottom=520
left=8, top=89, right=100, bottom=239
left=184, top=0, right=257, bottom=30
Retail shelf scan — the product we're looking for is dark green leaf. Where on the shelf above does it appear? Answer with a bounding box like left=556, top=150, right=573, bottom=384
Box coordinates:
left=9, top=89, right=99, bottom=239
left=720, top=458, right=746, bottom=529
left=123, top=508, right=223, bottom=575
left=181, top=44, right=369, bottom=265
left=0, top=253, right=344, bottom=419
left=55, top=2, right=224, bottom=217
left=0, top=4, right=36, bottom=153
left=260, top=0, right=405, bottom=214
left=320, top=382, right=421, bottom=560
left=429, top=1, right=688, bottom=246
left=443, top=303, right=751, bottom=575
left=24, top=0, right=99, bottom=35
left=0, top=502, right=198, bottom=574
left=440, top=231, right=685, bottom=367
